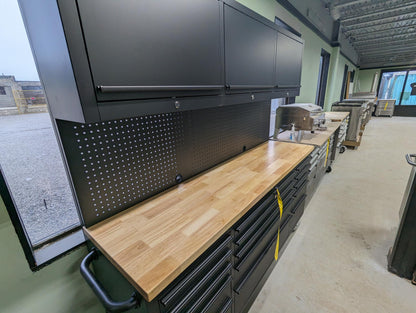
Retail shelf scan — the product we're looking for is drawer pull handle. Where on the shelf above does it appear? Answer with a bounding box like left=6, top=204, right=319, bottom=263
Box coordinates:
left=161, top=246, right=232, bottom=306
left=199, top=279, right=232, bottom=313
left=97, top=85, right=224, bottom=93
left=234, top=235, right=276, bottom=294
left=170, top=263, right=232, bottom=313
left=219, top=298, right=233, bottom=313
left=235, top=212, right=280, bottom=270
left=235, top=200, right=277, bottom=246
left=235, top=193, right=275, bottom=233
left=291, top=194, right=307, bottom=214
left=235, top=209, right=279, bottom=259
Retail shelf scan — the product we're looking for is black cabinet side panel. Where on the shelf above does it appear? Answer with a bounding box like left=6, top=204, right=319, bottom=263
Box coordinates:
left=18, top=0, right=92, bottom=123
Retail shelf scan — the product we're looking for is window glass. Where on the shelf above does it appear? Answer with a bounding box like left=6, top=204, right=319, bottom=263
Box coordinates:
left=378, top=71, right=406, bottom=104
left=400, top=70, right=416, bottom=105
left=0, top=0, right=81, bottom=247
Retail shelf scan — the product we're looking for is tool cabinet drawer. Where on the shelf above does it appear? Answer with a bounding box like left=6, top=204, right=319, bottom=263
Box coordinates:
left=294, top=170, right=308, bottom=189
left=234, top=191, right=275, bottom=236
left=159, top=233, right=232, bottom=311
left=296, top=157, right=311, bottom=174
left=233, top=235, right=276, bottom=313
left=276, top=169, right=298, bottom=192
left=233, top=211, right=279, bottom=282
left=160, top=261, right=232, bottom=313
left=280, top=182, right=296, bottom=202
left=234, top=205, right=279, bottom=262
left=185, top=271, right=232, bottom=313
left=234, top=200, right=277, bottom=251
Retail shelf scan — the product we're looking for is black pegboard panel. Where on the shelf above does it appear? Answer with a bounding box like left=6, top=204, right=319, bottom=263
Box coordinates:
left=57, top=102, right=270, bottom=226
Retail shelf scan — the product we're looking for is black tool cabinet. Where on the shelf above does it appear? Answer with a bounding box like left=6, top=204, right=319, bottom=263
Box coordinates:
left=87, top=156, right=311, bottom=313
left=19, top=0, right=304, bottom=123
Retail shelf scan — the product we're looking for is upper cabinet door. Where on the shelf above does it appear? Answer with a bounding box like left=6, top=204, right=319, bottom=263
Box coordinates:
left=77, top=0, right=223, bottom=101
left=224, top=5, right=277, bottom=91
left=276, top=32, right=304, bottom=88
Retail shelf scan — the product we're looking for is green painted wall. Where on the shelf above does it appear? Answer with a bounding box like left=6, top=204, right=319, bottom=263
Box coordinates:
left=325, top=51, right=358, bottom=110
left=0, top=197, right=102, bottom=313
left=357, top=69, right=379, bottom=93
left=237, top=0, right=358, bottom=110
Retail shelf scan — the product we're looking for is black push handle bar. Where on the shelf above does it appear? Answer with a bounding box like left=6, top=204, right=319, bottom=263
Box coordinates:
left=80, top=249, right=141, bottom=313
left=406, top=154, right=416, bottom=167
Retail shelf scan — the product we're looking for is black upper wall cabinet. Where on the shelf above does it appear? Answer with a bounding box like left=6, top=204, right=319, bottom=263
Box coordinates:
left=78, top=0, right=224, bottom=102
left=224, top=4, right=277, bottom=91
left=19, top=0, right=304, bottom=123
left=276, top=33, right=303, bottom=88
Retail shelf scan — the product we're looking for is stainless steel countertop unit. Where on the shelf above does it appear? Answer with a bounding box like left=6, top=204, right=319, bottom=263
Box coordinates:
left=274, top=103, right=325, bottom=135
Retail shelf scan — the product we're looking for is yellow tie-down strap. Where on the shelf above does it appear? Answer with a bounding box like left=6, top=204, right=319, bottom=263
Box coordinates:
left=384, top=101, right=389, bottom=111
left=274, top=187, right=283, bottom=260
left=324, top=138, right=330, bottom=167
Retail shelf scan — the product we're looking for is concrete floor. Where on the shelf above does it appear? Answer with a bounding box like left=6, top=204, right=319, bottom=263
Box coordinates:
left=249, top=117, right=416, bottom=313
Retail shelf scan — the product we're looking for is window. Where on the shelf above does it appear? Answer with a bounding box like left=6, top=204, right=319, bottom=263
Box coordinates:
left=274, top=17, right=301, bottom=37
left=0, top=86, right=6, bottom=95
left=378, top=69, right=416, bottom=106
left=378, top=71, right=407, bottom=104
left=0, top=0, right=83, bottom=270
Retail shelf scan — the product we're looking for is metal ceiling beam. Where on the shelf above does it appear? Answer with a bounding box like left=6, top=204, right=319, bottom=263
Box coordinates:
left=332, top=0, right=371, bottom=9
left=342, top=13, right=416, bottom=30
left=348, top=25, right=416, bottom=40
left=355, top=37, right=416, bottom=49
left=337, top=0, right=416, bottom=19
left=360, top=56, right=416, bottom=63
left=352, top=29, right=416, bottom=45
left=360, top=46, right=416, bottom=57
left=340, top=2, right=416, bottom=23
left=343, top=15, right=416, bottom=33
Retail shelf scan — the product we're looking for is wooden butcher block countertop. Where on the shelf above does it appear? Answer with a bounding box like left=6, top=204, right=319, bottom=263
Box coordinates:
left=84, top=141, right=314, bottom=302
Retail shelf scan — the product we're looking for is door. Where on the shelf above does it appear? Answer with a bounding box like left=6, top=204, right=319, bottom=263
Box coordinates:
left=224, top=4, right=277, bottom=92
left=77, top=0, right=223, bottom=101
left=315, top=49, right=330, bottom=108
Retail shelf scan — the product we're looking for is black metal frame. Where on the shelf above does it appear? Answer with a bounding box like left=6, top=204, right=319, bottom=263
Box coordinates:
left=80, top=249, right=141, bottom=313
left=340, top=64, right=349, bottom=101
left=316, top=49, right=331, bottom=108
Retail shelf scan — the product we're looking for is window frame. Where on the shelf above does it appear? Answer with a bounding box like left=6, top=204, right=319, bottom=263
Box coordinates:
left=1, top=165, right=86, bottom=271
left=377, top=67, right=416, bottom=105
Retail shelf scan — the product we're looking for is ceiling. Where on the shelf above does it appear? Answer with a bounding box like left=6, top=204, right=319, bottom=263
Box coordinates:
left=325, top=0, right=416, bottom=68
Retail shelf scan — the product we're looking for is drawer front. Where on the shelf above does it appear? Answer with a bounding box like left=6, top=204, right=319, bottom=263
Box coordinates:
left=159, top=233, right=232, bottom=311
left=233, top=236, right=276, bottom=313
left=234, top=205, right=279, bottom=260
left=234, top=191, right=276, bottom=235
left=187, top=270, right=232, bottom=313
left=166, top=262, right=232, bottom=313
left=277, top=169, right=298, bottom=192
left=279, top=211, right=294, bottom=247
left=234, top=199, right=277, bottom=249
left=233, top=213, right=279, bottom=282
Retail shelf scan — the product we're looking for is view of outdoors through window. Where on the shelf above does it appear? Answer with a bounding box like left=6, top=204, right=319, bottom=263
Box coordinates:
left=0, top=1, right=80, bottom=245
left=378, top=70, right=416, bottom=105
